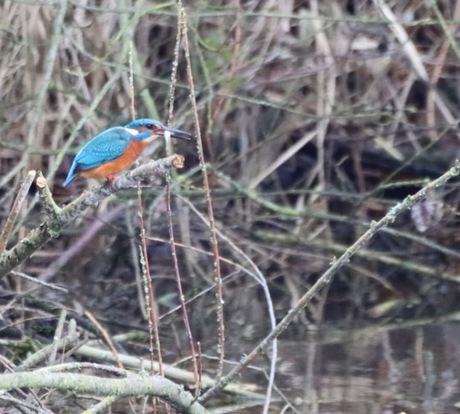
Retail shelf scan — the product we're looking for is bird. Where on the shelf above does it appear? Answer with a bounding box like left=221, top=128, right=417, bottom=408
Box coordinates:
left=63, top=118, right=192, bottom=186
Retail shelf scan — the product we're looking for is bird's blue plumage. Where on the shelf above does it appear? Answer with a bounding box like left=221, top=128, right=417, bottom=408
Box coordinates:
left=125, top=118, right=163, bottom=131
left=73, top=128, right=132, bottom=169
left=63, top=127, right=138, bottom=186
left=63, top=118, right=190, bottom=187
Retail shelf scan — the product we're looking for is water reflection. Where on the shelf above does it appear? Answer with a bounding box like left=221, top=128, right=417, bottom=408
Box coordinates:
left=271, top=321, right=460, bottom=413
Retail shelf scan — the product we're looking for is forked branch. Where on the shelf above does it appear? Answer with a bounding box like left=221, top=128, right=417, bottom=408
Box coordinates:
left=0, top=155, right=185, bottom=278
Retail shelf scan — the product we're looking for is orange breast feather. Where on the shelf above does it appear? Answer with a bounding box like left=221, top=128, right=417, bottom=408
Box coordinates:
left=79, top=139, right=149, bottom=179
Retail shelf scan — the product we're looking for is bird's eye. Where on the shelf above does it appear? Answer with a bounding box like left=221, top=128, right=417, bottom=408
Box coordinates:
left=146, top=123, right=155, bottom=130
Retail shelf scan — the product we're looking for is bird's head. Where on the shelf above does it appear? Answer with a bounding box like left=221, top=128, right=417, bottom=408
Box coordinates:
left=124, top=118, right=192, bottom=142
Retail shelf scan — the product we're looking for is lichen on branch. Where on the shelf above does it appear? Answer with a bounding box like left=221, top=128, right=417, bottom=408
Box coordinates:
left=0, top=155, right=184, bottom=279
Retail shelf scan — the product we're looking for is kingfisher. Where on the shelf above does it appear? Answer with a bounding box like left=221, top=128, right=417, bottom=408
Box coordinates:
left=63, top=118, right=192, bottom=186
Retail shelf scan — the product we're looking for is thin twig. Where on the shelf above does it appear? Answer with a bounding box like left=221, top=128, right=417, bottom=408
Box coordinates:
left=0, top=170, right=36, bottom=252
left=166, top=179, right=199, bottom=391
left=85, top=310, right=124, bottom=370
left=181, top=6, right=226, bottom=380
left=128, top=40, right=136, bottom=120
left=9, top=271, right=68, bottom=293
left=137, top=188, right=163, bottom=376
left=176, top=195, right=278, bottom=409
left=48, top=310, right=68, bottom=366
left=163, top=2, right=200, bottom=392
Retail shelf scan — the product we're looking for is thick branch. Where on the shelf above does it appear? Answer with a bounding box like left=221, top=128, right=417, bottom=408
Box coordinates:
left=0, top=371, right=207, bottom=414
left=0, top=155, right=184, bottom=278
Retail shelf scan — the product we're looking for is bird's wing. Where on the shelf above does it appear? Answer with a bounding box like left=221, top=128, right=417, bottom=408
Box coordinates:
left=74, top=127, right=132, bottom=171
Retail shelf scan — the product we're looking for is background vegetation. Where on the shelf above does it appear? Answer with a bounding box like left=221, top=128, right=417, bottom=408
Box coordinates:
left=1, top=0, right=460, bottom=412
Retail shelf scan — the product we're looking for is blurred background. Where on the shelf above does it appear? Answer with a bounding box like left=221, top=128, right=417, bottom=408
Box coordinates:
left=2, top=0, right=460, bottom=412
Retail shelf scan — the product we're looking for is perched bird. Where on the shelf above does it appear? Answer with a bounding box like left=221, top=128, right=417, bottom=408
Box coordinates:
left=63, top=118, right=191, bottom=186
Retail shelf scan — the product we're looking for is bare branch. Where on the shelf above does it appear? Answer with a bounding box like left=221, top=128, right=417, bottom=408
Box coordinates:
left=0, top=371, right=208, bottom=414
left=0, top=155, right=184, bottom=278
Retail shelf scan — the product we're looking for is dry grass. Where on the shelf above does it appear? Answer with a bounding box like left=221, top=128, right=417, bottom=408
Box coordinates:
left=2, top=0, right=460, bottom=411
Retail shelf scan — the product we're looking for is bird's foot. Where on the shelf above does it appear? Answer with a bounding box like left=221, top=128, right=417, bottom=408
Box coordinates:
left=105, top=174, right=117, bottom=185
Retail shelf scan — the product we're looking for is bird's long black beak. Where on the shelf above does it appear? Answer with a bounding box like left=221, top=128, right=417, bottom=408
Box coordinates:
left=163, top=127, right=192, bottom=140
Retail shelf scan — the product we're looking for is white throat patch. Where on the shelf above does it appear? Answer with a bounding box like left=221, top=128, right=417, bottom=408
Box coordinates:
left=125, top=127, right=139, bottom=135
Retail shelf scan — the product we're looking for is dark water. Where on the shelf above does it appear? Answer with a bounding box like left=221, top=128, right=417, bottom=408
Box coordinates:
left=230, top=318, right=460, bottom=414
